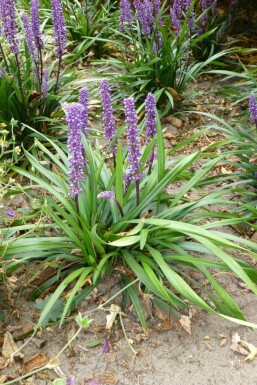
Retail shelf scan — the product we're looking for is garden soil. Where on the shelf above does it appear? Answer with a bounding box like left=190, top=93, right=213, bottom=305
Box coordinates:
left=2, top=277, right=257, bottom=385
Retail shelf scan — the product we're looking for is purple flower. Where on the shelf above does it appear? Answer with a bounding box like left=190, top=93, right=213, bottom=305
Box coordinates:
left=99, top=80, right=117, bottom=154
left=145, top=93, right=157, bottom=142
left=249, top=93, right=257, bottom=127
left=30, top=0, right=43, bottom=49
left=124, top=97, right=143, bottom=186
left=0, top=0, right=19, bottom=54
left=200, top=0, right=216, bottom=26
left=6, top=210, right=15, bottom=217
left=64, top=102, right=87, bottom=197
left=152, top=0, right=160, bottom=17
left=97, top=191, right=115, bottom=200
left=119, top=0, right=132, bottom=31
left=170, top=0, right=195, bottom=35
left=100, top=338, right=109, bottom=354
left=97, top=191, right=124, bottom=216
left=50, top=0, right=67, bottom=58
left=88, top=381, right=99, bottom=385
left=135, top=0, right=153, bottom=36
left=170, top=0, right=182, bottom=35
left=22, top=13, right=36, bottom=59
left=0, top=70, right=4, bottom=78
left=145, top=93, right=157, bottom=168
left=42, top=68, right=49, bottom=97
left=78, top=88, right=89, bottom=137
left=66, top=378, right=74, bottom=385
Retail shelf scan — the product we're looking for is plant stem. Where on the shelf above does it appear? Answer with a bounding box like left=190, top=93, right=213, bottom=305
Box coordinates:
left=15, top=53, right=27, bottom=113
left=54, top=55, right=62, bottom=94
left=136, top=179, right=140, bottom=206
left=55, top=326, right=82, bottom=359
left=0, top=43, right=9, bottom=72
left=113, top=196, right=124, bottom=217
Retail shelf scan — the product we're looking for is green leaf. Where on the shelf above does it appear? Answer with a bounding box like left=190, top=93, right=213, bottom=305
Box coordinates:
left=35, top=295, right=64, bottom=327
left=109, top=235, right=141, bottom=247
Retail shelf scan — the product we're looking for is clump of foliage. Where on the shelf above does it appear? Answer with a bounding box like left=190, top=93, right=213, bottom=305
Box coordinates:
left=101, top=0, right=234, bottom=112
left=0, top=0, right=73, bottom=145
left=2, top=83, right=257, bottom=330
left=64, top=0, right=118, bottom=62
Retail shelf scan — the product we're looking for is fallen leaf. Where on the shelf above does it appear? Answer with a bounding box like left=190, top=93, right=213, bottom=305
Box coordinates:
left=240, top=340, right=257, bottom=361
left=24, top=353, right=50, bottom=373
left=163, top=133, right=176, bottom=140
left=0, top=375, right=14, bottom=384
left=230, top=333, right=250, bottom=356
left=166, top=88, right=181, bottom=103
left=178, top=315, right=191, bottom=334
left=99, top=374, right=118, bottom=384
left=141, top=293, right=153, bottom=319
left=157, top=319, right=174, bottom=331
left=2, top=331, right=23, bottom=365
left=106, top=304, right=121, bottom=330
left=165, top=115, right=183, bottom=128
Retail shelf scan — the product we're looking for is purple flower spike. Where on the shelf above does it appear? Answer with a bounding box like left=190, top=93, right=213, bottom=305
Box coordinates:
left=64, top=102, right=88, bottom=197
left=119, top=0, right=132, bottom=31
left=78, top=88, right=89, bottom=137
left=100, top=338, right=109, bottom=354
left=50, top=0, right=67, bottom=58
left=6, top=210, right=15, bottom=217
left=249, top=93, right=257, bottom=127
left=0, top=0, right=20, bottom=54
left=97, top=191, right=124, bottom=217
left=78, top=87, right=88, bottom=108
left=145, top=92, right=157, bottom=142
left=152, top=0, right=161, bottom=17
left=22, top=13, right=36, bottom=59
left=124, top=97, right=143, bottom=186
left=99, top=80, right=117, bottom=155
left=145, top=93, right=157, bottom=170
left=30, top=0, right=43, bottom=49
left=97, top=191, right=115, bottom=200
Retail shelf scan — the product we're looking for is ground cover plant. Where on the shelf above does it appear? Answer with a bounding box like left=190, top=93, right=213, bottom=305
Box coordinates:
left=3, top=82, right=257, bottom=330
left=1, top=0, right=257, bottom=384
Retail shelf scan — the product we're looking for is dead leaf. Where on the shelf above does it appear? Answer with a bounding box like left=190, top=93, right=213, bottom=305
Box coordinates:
left=99, top=374, right=118, bottom=384
left=24, top=353, right=50, bottom=373
left=2, top=331, right=23, bottom=365
left=0, top=375, right=14, bottom=384
left=163, top=133, right=176, bottom=140
left=155, top=305, right=171, bottom=321
left=106, top=304, right=121, bottom=330
left=178, top=315, right=191, bottom=334
left=230, top=333, right=250, bottom=356
left=141, top=293, right=153, bottom=319
left=165, top=115, right=183, bottom=128
left=166, top=88, right=181, bottom=103
left=157, top=319, right=174, bottom=331
left=240, top=340, right=257, bottom=361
